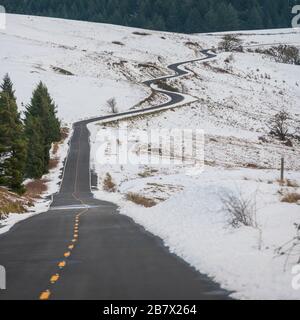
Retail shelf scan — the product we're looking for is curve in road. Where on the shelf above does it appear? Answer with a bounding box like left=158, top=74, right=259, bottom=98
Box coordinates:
left=0, top=49, right=232, bottom=300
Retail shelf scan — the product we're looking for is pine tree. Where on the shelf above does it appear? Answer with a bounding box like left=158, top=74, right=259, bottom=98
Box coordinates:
left=247, top=5, right=264, bottom=29
left=222, top=4, right=240, bottom=31
left=0, top=76, right=27, bottom=194
left=185, top=8, right=202, bottom=33
left=25, top=82, right=61, bottom=178
left=24, top=116, right=45, bottom=179
left=0, top=73, right=16, bottom=100
left=0, top=0, right=293, bottom=33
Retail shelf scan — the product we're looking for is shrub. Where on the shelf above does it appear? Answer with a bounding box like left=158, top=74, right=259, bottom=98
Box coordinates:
left=255, top=45, right=300, bottom=65
left=268, top=110, right=292, bottom=141
left=221, top=190, right=257, bottom=228
left=106, top=98, right=118, bottom=114
left=126, top=192, right=156, bottom=207
left=103, top=173, right=116, bottom=192
left=218, top=34, right=242, bottom=52
left=281, top=193, right=300, bottom=203
left=25, top=179, right=48, bottom=199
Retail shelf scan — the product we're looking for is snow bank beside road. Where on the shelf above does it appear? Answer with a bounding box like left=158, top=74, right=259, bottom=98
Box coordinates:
left=118, top=169, right=300, bottom=300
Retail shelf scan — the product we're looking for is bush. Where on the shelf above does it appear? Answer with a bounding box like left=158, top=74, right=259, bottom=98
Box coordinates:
left=255, top=45, right=300, bottom=65
left=268, top=110, right=292, bottom=141
left=155, top=80, right=178, bottom=92
left=281, top=193, right=300, bottom=204
left=221, top=190, right=257, bottom=228
left=106, top=98, right=118, bottom=114
left=218, top=34, right=242, bottom=52
left=25, top=179, right=48, bottom=199
left=126, top=192, right=156, bottom=207
left=103, top=173, right=116, bottom=192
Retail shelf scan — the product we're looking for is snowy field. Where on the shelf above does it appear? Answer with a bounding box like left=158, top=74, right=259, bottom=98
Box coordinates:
left=89, top=28, right=300, bottom=299
left=0, top=14, right=207, bottom=123
left=1, top=14, right=300, bottom=299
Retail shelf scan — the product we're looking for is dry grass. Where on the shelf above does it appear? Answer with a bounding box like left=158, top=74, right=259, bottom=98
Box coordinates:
left=286, top=180, right=299, bottom=188
left=0, top=187, right=33, bottom=218
left=277, top=179, right=300, bottom=188
left=103, top=173, right=116, bottom=192
left=52, top=142, right=60, bottom=155
left=25, top=179, right=49, bottom=199
left=126, top=193, right=156, bottom=208
left=48, top=158, right=59, bottom=170
left=281, top=193, right=300, bottom=203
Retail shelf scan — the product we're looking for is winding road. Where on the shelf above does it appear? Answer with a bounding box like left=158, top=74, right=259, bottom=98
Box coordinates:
left=0, top=49, right=231, bottom=300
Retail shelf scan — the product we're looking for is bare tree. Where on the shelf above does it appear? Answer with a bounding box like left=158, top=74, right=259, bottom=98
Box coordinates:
left=268, top=110, right=292, bottom=141
left=107, top=97, right=118, bottom=114
left=218, top=34, right=242, bottom=52
left=220, top=190, right=257, bottom=228
left=270, top=45, right=300, bottom=65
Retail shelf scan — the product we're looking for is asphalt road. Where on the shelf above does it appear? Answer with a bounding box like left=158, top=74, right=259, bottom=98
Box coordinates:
left=0, top=50, right=231, bottom=300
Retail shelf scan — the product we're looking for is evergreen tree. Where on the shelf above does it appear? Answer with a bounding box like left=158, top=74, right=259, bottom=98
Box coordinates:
left=1, top=73, right=16, bottom=100
left=0, top=0, right=293, bottom=33
left=25, top=82, right=61, bottom=178
left=185, top=8, right=202, bottom=33
left=0, top=76, right=27, bottom=194
left=221, top=4, right=240, bottom=31
left=24, top=116, right=45, bottom=179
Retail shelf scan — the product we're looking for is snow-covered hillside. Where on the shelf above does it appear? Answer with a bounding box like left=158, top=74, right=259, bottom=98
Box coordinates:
left=1, top=14, right=300, bottom=299
left=0, top=13, right=208, bottom=123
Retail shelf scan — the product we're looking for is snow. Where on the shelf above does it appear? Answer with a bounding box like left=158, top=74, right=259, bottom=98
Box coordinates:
left=91, top=153, right=300, bottom=299
left=0, top=14, right=207, bottom=123
left=1, top=14, right=300, bottom=299
left=88, top=27, right=300, bottom=299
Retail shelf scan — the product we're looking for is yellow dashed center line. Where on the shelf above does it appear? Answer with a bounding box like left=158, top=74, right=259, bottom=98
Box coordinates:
left=58, top=261, right=66, bottom=268
left=40, top=290, right=51, bottom=300
left=50, top=274, right=60, bottom=284
left=39, top=125, right=90, bottom=300
left=64, top=251, right=71, bottom=258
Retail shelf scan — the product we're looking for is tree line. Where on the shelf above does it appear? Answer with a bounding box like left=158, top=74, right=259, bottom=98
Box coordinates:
left=0, top=75, right=61, bottom=194
left=2, top=0, right=298, bottom=33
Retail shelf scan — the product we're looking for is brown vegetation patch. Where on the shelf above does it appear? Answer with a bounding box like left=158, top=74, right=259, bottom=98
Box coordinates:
left=126, top=193, right=157, bottom=208
left=103, top=173, right=116, bottom=192
left=48, top=158, right=59, bottom=170
left=0, top=187, right=32, bottom=218
left=25, top=179, right=49, bottom=199
left=281, top=193, right=300, bottom=203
